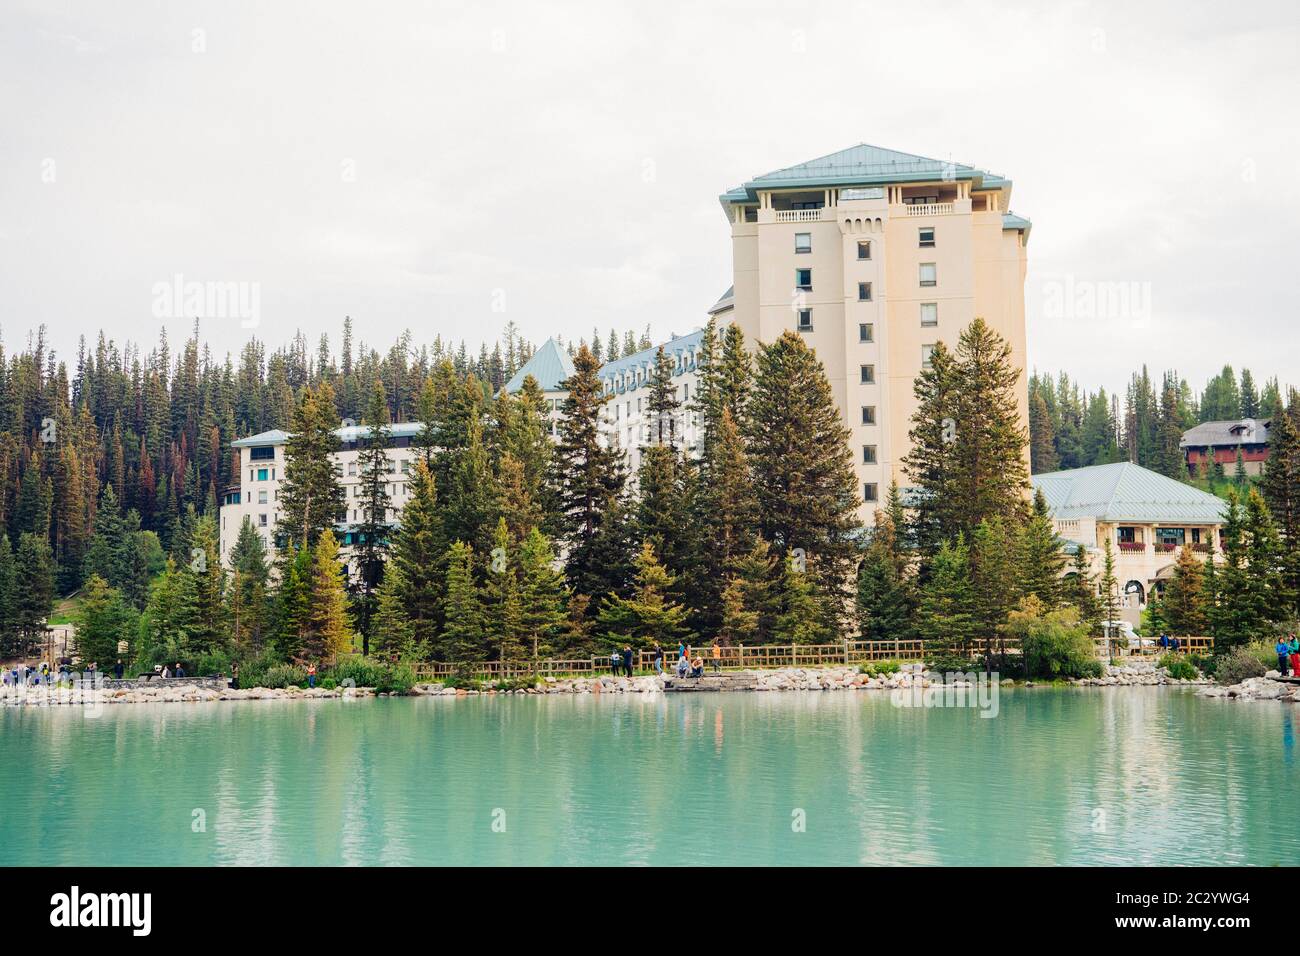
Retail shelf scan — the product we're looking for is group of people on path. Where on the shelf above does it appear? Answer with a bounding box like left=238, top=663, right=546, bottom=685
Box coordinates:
left=604, top=640, right=726, bottom=680
left=1275, top=634, right=1300, bottom=677
left=1, top=659, right=124, bottom=688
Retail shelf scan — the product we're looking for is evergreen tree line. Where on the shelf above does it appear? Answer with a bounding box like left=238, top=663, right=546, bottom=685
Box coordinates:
left=0, top=316, right=669, bottom=651
left=1029, top=364, right=1292, bottom=482
left=48, top=319, right=865, bottom=673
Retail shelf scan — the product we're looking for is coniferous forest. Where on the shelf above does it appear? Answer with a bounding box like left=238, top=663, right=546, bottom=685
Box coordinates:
left=2, top=314, right=1298, bottom=684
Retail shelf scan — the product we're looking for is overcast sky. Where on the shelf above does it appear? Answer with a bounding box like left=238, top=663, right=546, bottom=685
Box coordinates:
left=2, top=0, right=1297, bottom=398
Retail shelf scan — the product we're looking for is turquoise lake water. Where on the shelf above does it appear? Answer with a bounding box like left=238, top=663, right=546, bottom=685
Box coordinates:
left=1, top=687, right=1296, bottom=866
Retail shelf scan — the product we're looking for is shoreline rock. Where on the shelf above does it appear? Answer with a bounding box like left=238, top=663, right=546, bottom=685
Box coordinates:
left=1198, top=675, right=1299, bottom=702
left=1, top=659, right=1212, bottom=707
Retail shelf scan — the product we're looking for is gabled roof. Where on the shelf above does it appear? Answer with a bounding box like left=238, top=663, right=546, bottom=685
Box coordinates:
left=599, top=329, right=705, bottom=383
left=720, top=143, right=1011, bottom=204
left=707, top=285, right=734, bottom=316
left=503, top=337, right=575, bottom=394
left=1031, top=462, right=1227, bottom=525
left=1180, top=418, right=1272, bottom=449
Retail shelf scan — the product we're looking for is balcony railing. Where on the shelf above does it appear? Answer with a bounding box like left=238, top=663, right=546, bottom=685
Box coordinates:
left=904, top=202, right=954, bottom=216
left=1117, top=541, right=1147, bottom=553
left=1154, top=542, right=1177, bottom=553
left=774, top=208, right=828, bottom=222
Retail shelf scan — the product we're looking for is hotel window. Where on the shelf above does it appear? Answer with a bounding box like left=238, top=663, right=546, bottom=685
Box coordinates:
left=860, top=364, right=875, bottom=384
left=858, top=322, right=874, bottom=343
left=259, top=513, right=268, bottom=527
left=795, top=268, right=812, bottom=291
left=862, top=445, right=877, bottom=464
left=920, top=302, right=938, bottom=327
left=797, top=309, right=813, bottom=331
left=921, top=344, right=936, bottom=368
left=919, top=263, right=937, bottom=287
left=919, top=227, right=935, bottom=248
left=401, top=460, right=411, bottom=474
left=250, top=446, right=275, bottom=462
left=861, top=406, right=876, bottom=425
left=857, top=240, right=871, bottom=260
left=864, top=483, right=879, bottom=503
left=794, top=232, right=812, bottom=253
left=257, top=468, right=268, bottom=481
left=258, top=490, right=268, bottom=505
left=858, top=282, right=872, bottom=301
left=348, top=461, right=357, bottom=476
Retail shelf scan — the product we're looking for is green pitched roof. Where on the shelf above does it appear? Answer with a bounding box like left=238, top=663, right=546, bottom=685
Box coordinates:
left=721, top=143, right=1011, bottom=204
left=504, top=337, right=575, bottom=393
left=1031, top=462, right=1227, bottom=524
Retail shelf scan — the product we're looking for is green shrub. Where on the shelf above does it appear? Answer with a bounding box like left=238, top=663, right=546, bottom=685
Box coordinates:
left=377, top=662, right=417, bottom=694
left=320, top=677, right=337, bottom=690
left=192, top=650, right=233, bottom=677
left=1008, top=600, right=1102, bottom=680
left=235, top=650, right=284, bottom=689
left=261, top=664, right=307, bottom=689
left=327, top=655, right=417, bottom=694
left=1188, top=653, right=1215, bottom=677
left=858, top=660, right=901, bottom=677
left=329, top=655, right=389, bottom=689
left=1158, top=653, right=1200, bottom=681
left=1215, top=648, right=1267, bottom=686
left=1246, top=639, right=1282, bottom=669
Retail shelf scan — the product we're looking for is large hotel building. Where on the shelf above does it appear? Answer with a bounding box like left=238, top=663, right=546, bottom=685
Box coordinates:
left=220, top=143, right=1030, bottom=565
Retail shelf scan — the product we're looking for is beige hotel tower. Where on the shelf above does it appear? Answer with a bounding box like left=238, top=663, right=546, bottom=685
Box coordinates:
left=711, top=143, right=1031, bottom=522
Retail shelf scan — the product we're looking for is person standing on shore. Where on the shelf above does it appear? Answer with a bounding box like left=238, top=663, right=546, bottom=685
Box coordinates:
left=307, top=663, right=317, bottom=689
left=1277, top=637, right=1290, bottom=676
left=710, top=639, right=721, bottom=674
left=1288, top=634, right=1300, bottom=680
left=113, top=659, right=124, bottom=680
left=653, top=643, right=664, bottom=675
left=610, top=648, right=621, bottom=675
left=621, top=645, right=634, bottom=678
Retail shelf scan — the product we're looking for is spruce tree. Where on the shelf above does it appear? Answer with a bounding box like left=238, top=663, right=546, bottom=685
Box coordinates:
left=185, top=514, right=227, bottom=655
left=1066, top=543, right=1100, bottom=633
left=353, top=380, right=393, bottom=653
left=517, top=527, right=567, bottom=664
left=597, top=540, right=691, bottom=649
left=308, top=529, right=353, bottom=662
left=1017, top=488, right=1066, bottom=607
left=746, top=331, right=859, bottom=617
left=14, top=532, right=55, bottom=642
left=904, top=318, right=1028, bottom=560
left=555, top=344, right=627, bottom=600
left=228, top=517, right=270, bottom=651
left=1263, top=401, right=1300, bottom=611
left=1161, top=545, right=1206, bottom=635
left=915, top=537, right=977, bottom=653
left=0, top=534, right=16, bottom=656
left=85, top=483, right=128, bottom=587
left=774, top=553, right=832, bottom=645
left=74, top=575, right=138, bottom=666
left=483, top=519, right=525, bottom=666
left=856, top=506, right=916, bottom=641
left=389, top=460, right=446, bottom=650
left=441, top=541, right=486, bottom=670
left=278, top=382, right=343, bottom=548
